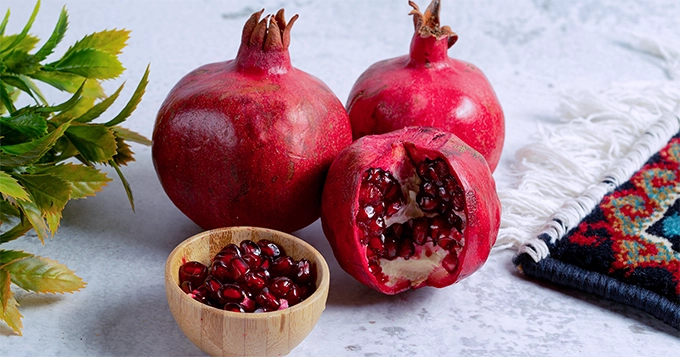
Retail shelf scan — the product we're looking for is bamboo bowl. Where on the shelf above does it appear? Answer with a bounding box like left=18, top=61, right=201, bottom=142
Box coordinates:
left=165, top=227, right=330, bottom=357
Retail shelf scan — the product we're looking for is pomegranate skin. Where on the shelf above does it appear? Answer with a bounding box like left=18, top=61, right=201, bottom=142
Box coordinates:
left=320, top=127, right=500, bottom=294
left=347, top=0, right=505, bottom=172
left=152, top=10, right=352, bottom=233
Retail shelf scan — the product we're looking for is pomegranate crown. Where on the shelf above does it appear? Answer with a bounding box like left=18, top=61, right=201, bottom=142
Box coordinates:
left=409, top=0, right=458, bottom=48
left=241, top=9, right=299, bottom=51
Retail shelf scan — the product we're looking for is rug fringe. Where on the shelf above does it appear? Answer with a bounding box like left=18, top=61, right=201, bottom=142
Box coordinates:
left=495, top=36, right=680, bottom=252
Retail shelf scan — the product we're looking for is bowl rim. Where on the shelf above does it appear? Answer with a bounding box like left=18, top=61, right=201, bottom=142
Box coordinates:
left=165, top=226, right=330, bottom=319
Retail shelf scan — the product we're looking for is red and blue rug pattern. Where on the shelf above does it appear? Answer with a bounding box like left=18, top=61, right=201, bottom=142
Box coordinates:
left=514, top=132, right=680, bottom=330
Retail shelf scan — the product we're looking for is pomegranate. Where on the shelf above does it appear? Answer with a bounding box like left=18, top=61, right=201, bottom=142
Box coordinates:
left=152, top=9, right=352, bottom=232
left=179, top=239, right=316, bottom=312
left=346, top=0, right=505, bottom=171
left=320, top=127, right=500, bottom=294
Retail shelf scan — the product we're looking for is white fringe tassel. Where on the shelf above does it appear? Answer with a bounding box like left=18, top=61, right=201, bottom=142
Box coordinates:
left=496, top=36, right=680, bottom=256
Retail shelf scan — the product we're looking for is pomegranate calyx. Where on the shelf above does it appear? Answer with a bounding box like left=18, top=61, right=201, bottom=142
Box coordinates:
left=409, top=0, right=458, bottom=48
left=236, top=9, right=298, bottom=74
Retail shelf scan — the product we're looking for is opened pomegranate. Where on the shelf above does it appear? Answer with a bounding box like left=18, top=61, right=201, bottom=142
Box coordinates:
left=346, top=0, right=505, bottom=171
left=321, top=127, right=500, bottom=294
left=152, top=9, right=352, bottom=232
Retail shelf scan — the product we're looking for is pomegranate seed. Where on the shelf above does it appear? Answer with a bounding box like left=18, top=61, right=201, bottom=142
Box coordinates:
left=214, top=244, right=242, bottom=263
left=432, top=159, right=449, bottom=179
left=398, top=239, right=415, bottom=259
left=180, top=281, right=193, bottom=294
left=256, top=288, right=281, bottom=310
left=359, top=183, right=382, bottom=205
left=245, top=269, right=269, bottom=292
left=295, top=259, right=314, bottom=284
left=421, top=182, right=437, bottom=197
left=268, top=277, right=294, bottom=298
left=418, top=195, right=439, bottom=212
left=286, top=284, right=302, bottom=305
left=438, top=237, right=456, bottom=250
left=368, top=235, right=385, bottom=253
left=260, top=257, right=271, bottom=270
left=229, top=257, right=250, bottom=282
left=240, top=240, right=261, bottom=256
left=178, top=261, right=208, bottom=287
left=363, top=205, right=377, bottom=219
left=299, top=283, right=315, bottom=300
left=383, top=235, right=399, bottom=260
left=223, top=303, right=245, bottom=313
left=278, top=299, right=290, bottom=310
left=368, top=261, right=382, bottom=275
left=270, top=256, right=297, bottom=278
left=218, top=283, right=245, bottom=304
left=442, top=253, right=458, bottom=273
left=451, top=187, right=465, bottom=211
left=204, top=276, right=222, bottom=298
left=190, top=286, right=209, bottom=303
left=383, top=182, right=402, bottom=201
left=412, top=217, right=429, bottom=245
left=242, top=253, right=263, bottom=269
left=368, top=216, right=386, bottom=232
left=209, top=260, right=232, bottom=283
left=386, top=201, right=402, bottom=216
left=257, top=239, right=284, bottom=259
left=241, top=295, right=257, bottom=312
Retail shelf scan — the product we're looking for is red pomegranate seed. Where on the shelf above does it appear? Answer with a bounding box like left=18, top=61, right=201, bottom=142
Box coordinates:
left=421, top=182, right=437, bottom=197
left=412, top=217, right=429, bottom=245
left=268, top=277, right=294, bottom=298
left=245, top=269, right=269, bottom=292
left=398, top=239, right=415, bottom=259
left=229, top=257, right=250, bottom=282
left=223, top=303, right=245, bottom=313
left=437, top=185, right=450, bottom=202
left=270, top=256, right=297, bottom=278
left=418, top=195, right=439, bottom=212
left=178, top=261, right=208, bottom=287
left=299, top=283, right=315, bottom=300
left=442, top=253, right=458, bottom=273
left=240, top=240, right=261, bottom=256
left=386, top=201, right=402, bottom=216
left=359, top=183, right=383, bottom=205
left=286, top=284, right=302, bottom=305
left=257, top=240, right=285, bottom=259
left=295, top=259, right=314, bottom=284
left=242, top=253, right=263, bottom=269
left=438, top=237, right=456, bottom=250
left=204, top=276, right=222, bottom=298
left=256, top=288, right=281, bottom=310
left=383, top=182, right=402, bottom=201
left=190, top=286, right=209, bottom=303
left=217, top=283, right=245, bottom=304
left=368, top=235, right=385, bottom=253
left=180, top=281, right=193, bottom=294
left=383, top=235, right=399, bottom=260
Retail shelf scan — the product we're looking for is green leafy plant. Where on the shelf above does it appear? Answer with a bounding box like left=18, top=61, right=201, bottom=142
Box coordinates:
left=0, top=0, right=150, bottom=335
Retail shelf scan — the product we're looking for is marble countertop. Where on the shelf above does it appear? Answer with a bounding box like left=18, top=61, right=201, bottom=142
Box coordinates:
left=1, top=0, right=679, bottom=356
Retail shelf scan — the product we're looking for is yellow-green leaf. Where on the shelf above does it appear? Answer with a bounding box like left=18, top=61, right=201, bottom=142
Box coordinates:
left=36, top=163, right=111, bottom=199
left=111, top=126, right=151, bottom=146
left=15, top=197, right=49, bottom=243
left=0, top=268, right=10, bottom=310
left=29, top=70, right=105, bottom=98
left=5, top=255, right=85, bottom=294
left=0, top=199, right=22, bottom=221
left=0, top=250, right=32, bottom=268
left=0, top=171, right=30, bottom=201
left=0, top=110, right=48, bottom=138
left=0, top=121, right=71, bottom=167
left=51, top=48, right=124, bottom=80
left=1, top=293, right=23, bottom=335
left=75, top=82, right=125, bottom=123
left=0, top=9, right=10, bottom=38
left=0, top=34, right=40, bottom=53
left=65, top=29, right=129, bottom=56
left=109, top=159, right=134, bottom=211
left=105, top=64, right=149, bottom=127
left=0, top=0, right=39, bottom=57
left=33, top=6, right=68, bottom=61
left=112, top=136, right=134, bottom=166
left=64, top=123, right=117, bottom=163
left=0, top=219, right=32, bottom=244
left=15, top=174, right=71, bottom=229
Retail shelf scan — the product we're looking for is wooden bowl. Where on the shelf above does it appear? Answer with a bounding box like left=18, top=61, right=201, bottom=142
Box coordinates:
left=165, top=227, right=330, bottom=357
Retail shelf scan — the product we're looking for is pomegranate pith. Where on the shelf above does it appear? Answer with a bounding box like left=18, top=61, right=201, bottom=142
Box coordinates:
left=152, top=9, right=352, bottom=232
left=321, top=127, right=500, bottom=295
left=346, top=0, right=505, bottom=171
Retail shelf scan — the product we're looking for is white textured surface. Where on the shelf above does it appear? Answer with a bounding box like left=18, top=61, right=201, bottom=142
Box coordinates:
left=2, top=0, right=679, bottom=356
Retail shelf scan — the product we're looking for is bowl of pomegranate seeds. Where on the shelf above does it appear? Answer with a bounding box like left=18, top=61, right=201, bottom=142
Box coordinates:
left=165, top=226, right=330, bottom=357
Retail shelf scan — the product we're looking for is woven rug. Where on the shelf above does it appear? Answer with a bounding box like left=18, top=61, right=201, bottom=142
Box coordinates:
left=498, top=36, right=680, bottom=330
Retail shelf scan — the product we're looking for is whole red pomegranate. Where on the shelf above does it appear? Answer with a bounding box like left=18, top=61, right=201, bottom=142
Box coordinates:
left=153, top=9, right=352, bottom=233
left=321, top=127, right=500, bottom=294
left=346, top=0, right=505, bottom=171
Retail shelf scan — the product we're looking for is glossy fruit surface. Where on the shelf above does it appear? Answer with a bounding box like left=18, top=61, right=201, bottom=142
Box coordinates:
left=321, top=127, right=500, bottom=294
left=153, top=9, right=352, bottom=232
left=347, top=0, right=504, bottom=171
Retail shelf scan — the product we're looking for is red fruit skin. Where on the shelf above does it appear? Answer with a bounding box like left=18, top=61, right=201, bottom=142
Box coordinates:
left=152, top=11, right=352, bottom=232
left=320, top=127, right=501, bottom=294
left=346, top=1, right=504, bottom=172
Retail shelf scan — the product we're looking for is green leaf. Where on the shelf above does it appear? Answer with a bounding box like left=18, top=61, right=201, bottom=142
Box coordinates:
left=3, top=50, right=41, bottom=75
left=33, top=6, right=68, bottom=61
left=49, top=48, right=124, bottom=80
left=0, top=171, right=30, bottom=201
left=0, top=269, right=9, bottom=310
left=111, top=126, right=151, bottom=145
left=29, top=70, right=105, bottom=98
left=1, top=292, right=23, bottom=335
left=36, top=163, right=111, bottom=199
left=0, top=34, right=40, bottom=54
left=0, top=250, right=31, bottom=268
left=15, top=199, right=48, bottom=243
left=0, top=74, right=39, bottom=103
left=112, top=136, right=134, bottom=166
left=0, top=0, right=40, bottom=56
left=65, top=29, right=129, bottom=56
left=18, top=75, right=48, bottom=105
left=75, top=82, right=124, bottom=123
left=36, top=79, right=84, bottom=113
left=105, top=64, right=149, bottom=126
left=0, top=81, right=17, bottom=113
left=0, top=219, right=32, bottom=244
left=0, top=199, right=22, bottom=222
left=0, top=121, right=70, bottom=167
left=0, top=9, right=10, bottom=38
left=109, top=159, right=134, bottom=211
left=5, top=255, right=85, bottom=294
left=15, top=173, right=70, bottom=234
left=0, top=110, right=48, bottom=138
left=64, top=123, right=117, bottom=163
